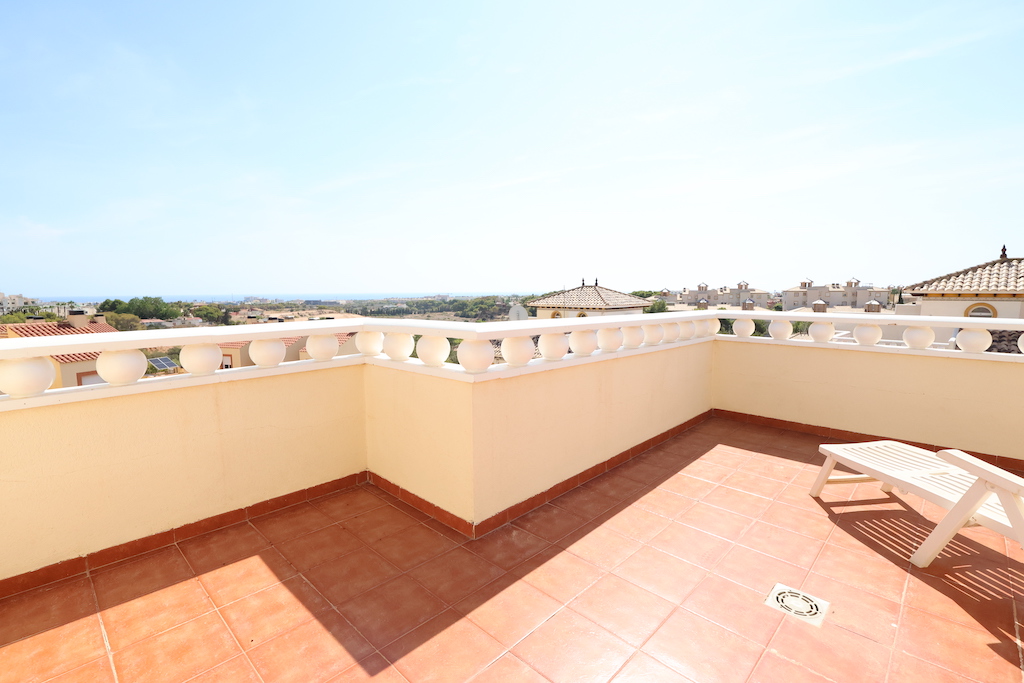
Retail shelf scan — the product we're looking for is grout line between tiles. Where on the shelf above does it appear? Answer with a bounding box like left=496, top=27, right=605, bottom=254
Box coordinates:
left=84, top=567, right=121, bottom=683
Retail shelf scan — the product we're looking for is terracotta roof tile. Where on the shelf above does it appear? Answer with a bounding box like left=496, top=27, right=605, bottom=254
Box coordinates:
left=1, top=321, right=118, bottom=337
left=528, top=285, right=650, bottom=310
left=907, top=257, right=1024, bottom=294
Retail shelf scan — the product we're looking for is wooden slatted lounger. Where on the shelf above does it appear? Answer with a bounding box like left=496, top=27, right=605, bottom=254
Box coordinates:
left=812, top=440, right=1024, bottom=568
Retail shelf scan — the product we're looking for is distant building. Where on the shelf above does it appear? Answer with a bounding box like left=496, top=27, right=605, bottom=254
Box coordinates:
left=782, top=278, right=889, bottom=311
left=0, top=293, right=42, bottom=315
left=677, top=282, right=770, bottom=309
left=0, top=312, right=118, bottom=387
left=901, top=246, right=1024, bottom=319
left=527, top=280, right=650, bottom=318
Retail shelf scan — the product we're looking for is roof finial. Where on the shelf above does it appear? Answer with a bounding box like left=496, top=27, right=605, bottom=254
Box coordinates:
left=594, top=278, right=598, bottom=286
left=581, top=278, right=585, bottom=287
left=1001, top=244, right=1007, bottom=259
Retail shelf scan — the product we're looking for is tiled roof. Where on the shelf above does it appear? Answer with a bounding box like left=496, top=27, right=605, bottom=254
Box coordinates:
left=218, top=340, right=249, bottom=349
left=907, top=257, right=1024, bottom=294
left=51, top=351, right=101, bottom=364
left=0, top=321, right=118, bottom=364
left=528, top=285, right=650, bottom=310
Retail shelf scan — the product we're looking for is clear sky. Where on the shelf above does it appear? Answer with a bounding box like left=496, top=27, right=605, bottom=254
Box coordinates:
left=2, top=1, right=1022, bottom=298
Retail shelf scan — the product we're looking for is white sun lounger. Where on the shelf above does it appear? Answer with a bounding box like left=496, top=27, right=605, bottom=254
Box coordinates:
left=812, top=440, right=1024, bottom=568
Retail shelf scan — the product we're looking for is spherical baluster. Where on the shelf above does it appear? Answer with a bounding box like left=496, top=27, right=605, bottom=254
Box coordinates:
left=733, top=319, right=755, bottom=337
left=305, top=334, right=340, bottom=361
left=956, top=328, right=992, bottom=353
left=538, top=333, right=569, bottom=360
left=661, top=323, right=680, bottom=343
left=768, top=320, right=793, bottom=340
left=677, top=322, right=696, bottom=341
left=96, top=349, right=149, bottom=386
left=569, top=330, right=598, bottom=357
left=179, top=343, right=223, bottom=375
left=500, top=336, right=535, bottom=367
left=249, top=338, right=286, bottom=367
left=621, top=326, right=644, bottom=349
left=355, top=331, right=384, bottom=356
left=457, top=339, right=494, bottom=373
left=808, top=322, right=835, bottom=344
left=641, top=324, right=664, bottom=346
left=694, top=320, right=710, bottom=337
left=902, top=326, right=935, bottom=350
left=597, top=327, right=623, bottom=352
left=853, top=324, right=883, bottom=346
left=416, top=335, right=451, bottom=367
left=0, top=357, right=56, bottom=398
left=707, top=319, right=721, bottom=335
left=383, top=333, right=415, bottom=361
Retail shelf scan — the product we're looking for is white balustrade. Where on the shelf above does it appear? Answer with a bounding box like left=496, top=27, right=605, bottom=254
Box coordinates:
left=808, top=322, right=834, bottom=343
left=707, top=319, right=721, bottom=335
left=677, top=321, right=696, bottom=341
left=305, top=334, right=340, bottom=361
left=597, top=327, right=623, bottom=352
left=661, top=322, right=680, bottom=343
left=416, top=335, right=450, bottom=367
left=179, top=343, right=224, bottom=375
left=902, top=326, right=935, bottom=350
left=956, top=328, right=992, bottom=354
left=694, top=320, right=710, bottom=338
left=355, top=331, right=384, bottom=356
left=456, top=339, right=494, bottom=373
left=500, top=336, right=535, bottom=367
left=96, top=349, right=148, bottom=386
left=621, top=327, right=644, bottom=349
left=249, top=338, right=286, bottom=368
left=0, top=357, right=56, bottom=398
left=569, top=330, right=598, bottom=357
left=853, top=324, right=883, bottom=346
left=733, top=319, right=755, bottom=337
left=538, top=333, right=569, bottom=360
left=768, top=320, right=792, bottom=340
left=642, top=324, right=664, bottom=346
left=382, top=333, right=415, bottom=361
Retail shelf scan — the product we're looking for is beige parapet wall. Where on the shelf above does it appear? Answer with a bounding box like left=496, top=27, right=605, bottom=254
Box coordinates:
left=713, top=341, right=1024, bottom=459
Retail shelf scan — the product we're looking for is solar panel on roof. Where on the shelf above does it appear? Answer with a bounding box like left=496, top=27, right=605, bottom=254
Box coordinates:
left=147, top=356, right=178, bottom=370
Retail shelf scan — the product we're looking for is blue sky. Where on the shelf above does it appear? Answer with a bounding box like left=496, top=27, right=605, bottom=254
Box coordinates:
left=2, top=1, right=1022, bottom=298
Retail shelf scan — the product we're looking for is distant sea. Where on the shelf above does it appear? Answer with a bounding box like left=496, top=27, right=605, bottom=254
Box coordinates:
left=38, top=292, right=526, bottom=303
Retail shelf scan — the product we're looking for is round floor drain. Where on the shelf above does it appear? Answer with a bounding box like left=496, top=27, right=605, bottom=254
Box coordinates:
left=764, top=583, right=830, bottom=626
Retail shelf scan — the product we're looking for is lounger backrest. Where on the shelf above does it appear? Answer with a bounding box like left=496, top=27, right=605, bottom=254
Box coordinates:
left=936, top=449, right=1024, bottom=498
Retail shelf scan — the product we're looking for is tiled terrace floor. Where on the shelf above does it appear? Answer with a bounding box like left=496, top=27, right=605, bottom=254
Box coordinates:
left=4, top=417, right=1024, bottom=683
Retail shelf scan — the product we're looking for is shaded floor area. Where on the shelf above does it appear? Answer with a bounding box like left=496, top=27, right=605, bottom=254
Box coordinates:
left=3, top=417, right=1024, bottom=682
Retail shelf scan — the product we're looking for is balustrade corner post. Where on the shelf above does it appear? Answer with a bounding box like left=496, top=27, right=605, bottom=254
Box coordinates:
left=768, top=320, right=793, bottom=340
left=305, top=334, right=340, bottom=362
left=96, top=349, right=149, bottom=386
left=902, top=326, right=935, bottom=350
left=853, top=324, right=883, bottom=346
left=621, top=326, right=644, bottom=349
left=676, top=321, right=696, bottom=341
left=597, top=327, right=623, bottom=352
left=641, top=324, right=664, bottom=346
left=733, top=319, right=755, bottom=337
left=538, top=333, right=569, bottom=360
left=249, top=338, right=286, bottom=368
left=955, top=328, right=992, bottom=354
left=416, top=335, right=451, bottom=367
left=500, top=336, right=535, bottom=367
left=382, top=333, right=415, bottom=361
left=808, top=322, right=835, bottom=344
left=457, top=339, right=494, bottom=373
left=355, top=331, right=384, bottom=356
left=568, top=329, right=598, bottom=357
left=0, top=357, right=56, bottom=398
left=179, top=343, right=223, bottom=375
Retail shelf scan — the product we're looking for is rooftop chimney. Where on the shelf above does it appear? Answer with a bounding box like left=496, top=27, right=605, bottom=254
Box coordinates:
left=67, top=310, right=89, bottom=328
left=742, top=299, right=755, bottom=311
left=696, top=299, right=708, bottom=310
left=92, top=313, right=106, bottom=325
left=812, top=299, right=827, bottom=313
left=864, top=300, right=882, bottom=313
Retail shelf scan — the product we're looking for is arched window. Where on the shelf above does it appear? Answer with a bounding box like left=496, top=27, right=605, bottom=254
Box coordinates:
left=551, top=311, right=562, bottom=318
left=966, top=304, right=995, bottom=318
left=577, top=312, right=587, bottom=317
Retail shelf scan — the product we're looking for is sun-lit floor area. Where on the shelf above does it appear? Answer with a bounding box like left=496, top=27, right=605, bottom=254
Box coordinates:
left=3, top=418, right=1022, bottom=683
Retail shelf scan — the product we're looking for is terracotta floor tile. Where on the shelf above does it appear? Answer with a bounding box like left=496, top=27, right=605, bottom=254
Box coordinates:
left=423, top=518, right=469, bottom=545
left=188, top=655, right=263, bottom=683
left=102, top=577, right=214, bottom=651
left=720, top=471, right=789, bottom=499
left=511, top=504, right=588, bottom=543
left=570, top=574, right=674, bottom=647
left=897, top=606, right=1021, bottom=682
left=678, top=459, right=737, bottom=484
left=676, top=502, right=755, bottom=541
left=887, top=651, right=977, bottom=683
left=738, top=457, right=803, bottom=482
left=681, top=575, right=783, bottom=646
left=178, top=523, right=271, bottom=575
left=812, top=543, right=909, bottom=602
left=275, top=524, right=365, bottom=572
left=630, top=487, right=697, bottom=519
left=747, top=652, right=832, bottom=683
left=338, top=575, right=448, bottom=649
left=657, top=473, right=719, bottom=500
left=737, top=521, right=823, bottom=569
left=342, top=506, right=421, bottom=544
left=112, top=612, right=240, bottom=683
left=304, top=547, right=401, bottom=605
left=582, top=472, right=646, bottom=502
left=463, top=526, right=549, bottom=571
left=372, top=524, right=459, bottom=571
left=699, top=445, right=754, bottom=469
left=776, top=485, right=842, bottom=515
left=196, top=548, right=297, bottom=607
left=45, top=657, right=117, bottom=683
left=91, top=546, right=194, bottom=609
left=613, top=546, right=707, bottom=604
left=612, top=459, right=673, bottom=486
left=380, top=609, right=505, bottom=683
left=714, top=545, right=807, bottom=595
left=312, top=487, right=388, bottom=522
left=758, top=501, right=837, bottom=542
left=329, top=653, right=408, bottom=682
left=768, top=617, right=891, bottom=683
left=799, top=572, right=900, bottom=647
left=512, top=609, right=633, bottom=683
left=905, top=566, right=1015, bottom=634
left=548, top=487, right=620, bottom=520
left=0, top=615, right=106, bottom=683
left=701, top=486, right=774, bottom=519
left=390, top=499, right=431, bottom=523
left=648, top=522, right=733, bottom=569
left=408, top=547, right=505, bottom=605
left=597, top=504, right=673, bottom=543
left=248, top=610, right=374, bottom=683
left=611, top=652, right=691, bottom=681
left=0, top=576, right=96, bottom=646
left=220, top=576, right=330, bottom=650
left=557, top=525, right=643, bottom=570
left=455, top=574, right=561, bottom=647
left=469, top=653, right=548, bottom=683
left=643, top=608, right=762, bottom=683
left=251, top=503, right=335, bottom=544
left=510, top=546, right=606, bottom=603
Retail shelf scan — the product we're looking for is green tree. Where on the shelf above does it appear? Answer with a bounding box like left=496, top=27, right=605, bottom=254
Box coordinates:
left=193, top=305, right=223, bottom=324
left=0, top=312, right=28, bottom=324
left=630, top=291, right=656, bottom=298
left=103, top=312, right=143, bottom=331
left=644, top=299, right=667, bottom=313
left=98, top=299, right=127, bottom=312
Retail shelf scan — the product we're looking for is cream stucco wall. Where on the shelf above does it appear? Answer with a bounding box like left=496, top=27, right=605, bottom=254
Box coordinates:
left=915, top=298, right=1024, bottom=319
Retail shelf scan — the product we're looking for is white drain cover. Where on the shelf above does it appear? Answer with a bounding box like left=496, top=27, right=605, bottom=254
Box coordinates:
left=763, top=583, right=829, bottom=627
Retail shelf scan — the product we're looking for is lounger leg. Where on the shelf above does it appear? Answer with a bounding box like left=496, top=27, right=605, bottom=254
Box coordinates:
left=995, top=490, right=1024, bottom=552
left=809, top=456, right=837, bottom=498
left=880, top=483, right=893, bottom=493
left=910, top=479, right=991, bottom=568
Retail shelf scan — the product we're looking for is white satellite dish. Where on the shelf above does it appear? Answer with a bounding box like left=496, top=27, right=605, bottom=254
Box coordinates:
left=508, top=304, right=529, bottom=321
